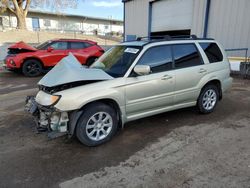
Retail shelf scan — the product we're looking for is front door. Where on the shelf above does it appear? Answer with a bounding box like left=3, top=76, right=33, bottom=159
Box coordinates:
left=42, top=41, right=68, bottom=66
left=125, top=45, right=175, bottom=119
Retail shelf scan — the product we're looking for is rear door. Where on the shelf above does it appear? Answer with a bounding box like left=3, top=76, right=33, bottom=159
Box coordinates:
left=68, top=42, right=92, bottom=64
left=125, top=45, right=175, bottom=118
left=173, top=43, right=206, bottom=104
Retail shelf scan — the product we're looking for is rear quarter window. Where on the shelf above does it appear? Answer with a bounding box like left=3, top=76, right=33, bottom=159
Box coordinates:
left=199, top=42, right=223, bottom=63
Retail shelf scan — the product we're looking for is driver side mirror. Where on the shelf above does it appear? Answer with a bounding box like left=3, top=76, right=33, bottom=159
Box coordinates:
left=134, top=65, right=151, bottom=76
left=47, top=46, right=54, bottom=52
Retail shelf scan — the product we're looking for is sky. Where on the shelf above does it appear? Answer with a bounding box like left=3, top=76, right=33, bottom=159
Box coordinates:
left=32, top=0, right=124, bottom=21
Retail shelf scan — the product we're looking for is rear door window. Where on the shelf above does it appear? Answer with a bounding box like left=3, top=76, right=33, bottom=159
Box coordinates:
left=70, top=42, right=91, bottom=49
left=137, top=45, right=173, bottom=73
left=199, top=42, right=223, bottom=63
left=173, top=44, right=203, bottom=69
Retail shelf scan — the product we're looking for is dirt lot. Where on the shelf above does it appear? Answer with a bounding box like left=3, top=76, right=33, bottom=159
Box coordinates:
left=0, top=70, right=250, bottom=188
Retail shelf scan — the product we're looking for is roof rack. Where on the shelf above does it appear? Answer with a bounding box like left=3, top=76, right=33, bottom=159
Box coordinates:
left=136, top=35, right=213, bottom=42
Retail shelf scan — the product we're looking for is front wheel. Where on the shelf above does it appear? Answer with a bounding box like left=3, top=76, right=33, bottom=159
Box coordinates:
left=22, top=59, right=42, bottom=77
left=76, top=102, right=118, bottom=146
left=197, top=85, right=219, bottom=114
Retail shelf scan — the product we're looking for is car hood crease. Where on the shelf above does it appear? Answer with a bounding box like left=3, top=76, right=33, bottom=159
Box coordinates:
left=8, top=41, right=37, bottom=51
left=38, top=53, right=114, bottom=87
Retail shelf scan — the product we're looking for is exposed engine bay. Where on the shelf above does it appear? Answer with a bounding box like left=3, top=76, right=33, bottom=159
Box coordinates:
left=25, top=96, right=69, bottom=138
left=25, top=53, right=114, bottom=138
left=8, top=48, right=34, bottom=55
left=39, top=80, right=100, bottom=94
left=7, top=41, right=37, bottom=55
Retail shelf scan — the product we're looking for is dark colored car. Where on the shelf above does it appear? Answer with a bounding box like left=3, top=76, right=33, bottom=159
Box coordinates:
left=3, top=39, right=104, bottom=76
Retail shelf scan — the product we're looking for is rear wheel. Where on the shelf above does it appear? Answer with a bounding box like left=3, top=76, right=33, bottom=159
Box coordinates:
left=197, top=85, right=219, bottom=114
left=22, top=59, right=42, bottom=77
left=86, top=57, right=97, bottom=67
left=76, top=102, right=118, bottom=146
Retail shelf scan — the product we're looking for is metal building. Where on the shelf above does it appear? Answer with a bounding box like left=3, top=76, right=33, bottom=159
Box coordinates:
left=122, top=0, right=250, bottom=55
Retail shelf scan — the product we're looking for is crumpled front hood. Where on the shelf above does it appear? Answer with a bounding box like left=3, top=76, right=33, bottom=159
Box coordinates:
left=38, top=53, right=113, bottom=87
left=8, top=41, right=37, bottom=51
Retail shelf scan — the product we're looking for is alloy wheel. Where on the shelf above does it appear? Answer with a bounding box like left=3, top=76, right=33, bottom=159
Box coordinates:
left=202, top=89, right=217, bottom=110
left=85, top=112, right=113, bottom=141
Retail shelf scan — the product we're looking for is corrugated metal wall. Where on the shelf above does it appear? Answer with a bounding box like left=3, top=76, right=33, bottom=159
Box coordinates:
left=124, top=0, right=151, bottom=37
left=207, top=0, right=250, bottom=53
left=125, top=0, right=250, bottom=56
left=191, top=0, right=206, bottom=37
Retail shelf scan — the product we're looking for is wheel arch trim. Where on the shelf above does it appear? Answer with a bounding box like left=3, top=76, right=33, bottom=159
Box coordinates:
left=68, top=98, right=125, bottom=137
left=199, top=78, right=222, bottom=100
left=21, top=56, right=44, bottom=68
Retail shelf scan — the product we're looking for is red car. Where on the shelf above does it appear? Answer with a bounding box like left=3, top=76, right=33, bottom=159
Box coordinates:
left=3, top=39, right=104, bottom=76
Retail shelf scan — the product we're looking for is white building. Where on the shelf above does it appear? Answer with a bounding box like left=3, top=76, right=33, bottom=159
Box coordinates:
left=0, top=10, right=123, bottom=36
left=123, top=0, right=250, bottom=56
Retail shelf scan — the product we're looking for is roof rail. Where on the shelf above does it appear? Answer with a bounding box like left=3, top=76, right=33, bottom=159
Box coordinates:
left=136, top=35, right=213, bottom=42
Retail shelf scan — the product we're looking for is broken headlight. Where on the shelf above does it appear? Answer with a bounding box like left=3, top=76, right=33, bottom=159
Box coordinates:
left=35, top=91, right=61, bottom=107
left=42, top=94, right=61, bottom=106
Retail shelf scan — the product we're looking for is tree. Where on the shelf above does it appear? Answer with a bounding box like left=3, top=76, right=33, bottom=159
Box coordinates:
left=0, top=0, right=78, bottom=30
left=0, top=0, right=31, bottom=29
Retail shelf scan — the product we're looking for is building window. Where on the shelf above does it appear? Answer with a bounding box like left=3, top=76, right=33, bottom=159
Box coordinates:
left=32, top=17, right=40, bottom=30
left=44, top=19, right=51, bottom=27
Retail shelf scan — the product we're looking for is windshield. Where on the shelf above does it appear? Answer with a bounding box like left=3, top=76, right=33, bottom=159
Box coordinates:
left=90, top=45, right=142, bottom=77
left=36, top=41, right=51, bottom=50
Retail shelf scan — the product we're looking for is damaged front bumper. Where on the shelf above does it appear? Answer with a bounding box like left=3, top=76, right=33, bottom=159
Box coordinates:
left=25, top=96, right=69, bottom=138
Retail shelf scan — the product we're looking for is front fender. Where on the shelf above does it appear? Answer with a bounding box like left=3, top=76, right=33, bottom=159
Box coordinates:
left=54, top=86, right=125, bottom=112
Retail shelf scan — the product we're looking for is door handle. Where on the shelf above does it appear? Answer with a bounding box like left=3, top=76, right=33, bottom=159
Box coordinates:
left=199, top=68, right=207, bottom=73
left=161, top=75, right=173, bottom=80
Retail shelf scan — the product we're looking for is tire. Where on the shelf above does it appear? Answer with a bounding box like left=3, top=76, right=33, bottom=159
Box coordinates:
left=86, top=57, right=97, bottom=67
left=197, top=84, right=219, bottom=114
left=76, top=102, right=118, bottom=146
left=22, top=59, right=43, bottom=77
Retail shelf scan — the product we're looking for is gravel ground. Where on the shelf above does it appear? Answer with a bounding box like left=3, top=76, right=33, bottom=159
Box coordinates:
left=61, top=115, right=250, bottom=188
left=0, top=70, right=250, bottom=188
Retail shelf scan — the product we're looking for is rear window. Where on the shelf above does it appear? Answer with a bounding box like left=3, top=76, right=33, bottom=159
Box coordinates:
left=199, top=42, right=223, bottom=63
left=173, top=44, right=203, bottom=69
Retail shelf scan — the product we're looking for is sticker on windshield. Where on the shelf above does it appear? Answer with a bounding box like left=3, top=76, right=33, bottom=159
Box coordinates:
left=124, top=48, right=139, bottom=54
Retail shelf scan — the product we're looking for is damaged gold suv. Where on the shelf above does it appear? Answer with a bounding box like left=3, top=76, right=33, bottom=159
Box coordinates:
left=25, top=35, right=232, bottom=146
